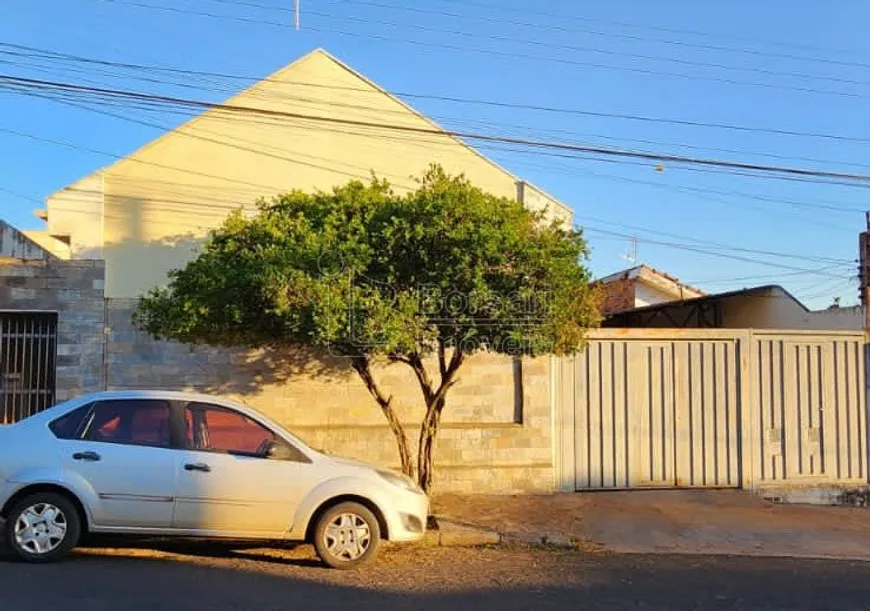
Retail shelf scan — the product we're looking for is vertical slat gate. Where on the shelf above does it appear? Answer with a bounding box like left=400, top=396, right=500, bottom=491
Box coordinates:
left=560, top=330, right=865, bottom=491
left=751, top=333, right=865, bottom=487
left=0, top=312, right=58, bottom=423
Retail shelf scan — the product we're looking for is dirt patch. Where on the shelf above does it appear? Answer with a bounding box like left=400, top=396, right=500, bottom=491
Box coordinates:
left=433, top=489, right=870, bottom=561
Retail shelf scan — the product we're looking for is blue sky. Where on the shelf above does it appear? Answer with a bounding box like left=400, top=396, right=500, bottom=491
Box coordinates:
left=1, top=0, right=869, bottom=308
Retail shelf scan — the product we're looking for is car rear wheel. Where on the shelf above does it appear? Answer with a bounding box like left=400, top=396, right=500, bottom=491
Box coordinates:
left=4, top=492, right=81, bottom=563
left=312, top=502, right=381, bottom=570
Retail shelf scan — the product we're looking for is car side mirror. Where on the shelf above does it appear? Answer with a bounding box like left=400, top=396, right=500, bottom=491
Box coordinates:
left=265, top=440, right=298, bottom=461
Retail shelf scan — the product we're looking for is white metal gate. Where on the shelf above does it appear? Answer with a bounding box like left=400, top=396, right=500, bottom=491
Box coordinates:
left=554, top=330, right=867, bottom=491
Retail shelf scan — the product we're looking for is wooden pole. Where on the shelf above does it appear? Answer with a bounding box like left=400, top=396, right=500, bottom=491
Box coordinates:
left=861, top=212, right=870, bottom=331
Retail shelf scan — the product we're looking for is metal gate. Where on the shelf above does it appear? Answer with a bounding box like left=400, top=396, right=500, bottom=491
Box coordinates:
left=0, top=312, right=57, bottom=423
left=554, top=329, right=867, bottom=491
left=555, top=332, right=741, bottom=490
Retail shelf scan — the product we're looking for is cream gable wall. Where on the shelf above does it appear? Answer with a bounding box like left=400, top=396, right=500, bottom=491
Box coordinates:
left=48, top=49, right=574, bottom=298
left=46, top=173, right=103, bottom=259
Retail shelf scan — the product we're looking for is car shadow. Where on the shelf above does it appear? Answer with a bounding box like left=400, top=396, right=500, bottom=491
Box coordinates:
left=74, top=535, right=324, bottom=567
left=0, top=530, right=323, bottom=568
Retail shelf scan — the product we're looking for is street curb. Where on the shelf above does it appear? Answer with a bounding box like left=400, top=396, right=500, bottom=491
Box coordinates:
left=500, top=533, right=580, bottom=549
left=422, top=518, right=588, bottom=550
left=422, top=519, right=501, bottom=547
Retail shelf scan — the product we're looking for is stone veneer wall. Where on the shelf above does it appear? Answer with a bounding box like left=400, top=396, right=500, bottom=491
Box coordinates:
left=106, top=298, right=554, bottom=494
left=0, top=259, right=106, bottom=403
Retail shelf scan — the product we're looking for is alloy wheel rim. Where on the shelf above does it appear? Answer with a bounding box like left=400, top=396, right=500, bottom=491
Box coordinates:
left=13, top=503, right=68, bottom=555
left=324, top=513, right=372, bottom=561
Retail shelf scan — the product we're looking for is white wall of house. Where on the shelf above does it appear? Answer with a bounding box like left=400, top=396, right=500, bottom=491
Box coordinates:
left=723, top=289, right=863, bottom=330
left=804, top=306, right=863, bottom=331
left=635, top=282, right=681, bottom=308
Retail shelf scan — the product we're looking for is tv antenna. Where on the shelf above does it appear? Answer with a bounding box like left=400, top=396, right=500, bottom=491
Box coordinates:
left=621, top=234, right=638, bottom=264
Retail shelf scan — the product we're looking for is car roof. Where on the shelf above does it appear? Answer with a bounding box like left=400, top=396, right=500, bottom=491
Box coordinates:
left=72, top=389, right=242, bottom=403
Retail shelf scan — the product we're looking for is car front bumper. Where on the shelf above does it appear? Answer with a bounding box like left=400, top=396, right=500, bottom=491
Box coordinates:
left=383, top=489, right=430, bottom=543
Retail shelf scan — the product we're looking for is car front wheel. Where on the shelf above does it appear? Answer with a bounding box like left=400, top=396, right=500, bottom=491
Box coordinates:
left=312, top=501, right=381, bottom=570
left=4, top=492, right=81, bottom=563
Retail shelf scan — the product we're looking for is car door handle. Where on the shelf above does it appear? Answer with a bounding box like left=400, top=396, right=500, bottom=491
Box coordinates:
left=72, top=451, right=101, bottom=462
left=184, top=463, right=211, bottom=473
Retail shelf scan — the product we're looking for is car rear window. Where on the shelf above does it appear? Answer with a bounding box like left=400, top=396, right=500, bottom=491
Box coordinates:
left=48, top=404, right=92, bottom=440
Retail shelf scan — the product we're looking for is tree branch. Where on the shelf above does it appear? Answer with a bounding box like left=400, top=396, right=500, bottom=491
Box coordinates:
left=388, top=354, right=412, bottom=366
left=351, top=355, right=413, bottom=477
left=408, top=353, right=435, bottom=404
left=431, top=348, right=465, bottom=413
left=438, top=341, right=447, bottom=380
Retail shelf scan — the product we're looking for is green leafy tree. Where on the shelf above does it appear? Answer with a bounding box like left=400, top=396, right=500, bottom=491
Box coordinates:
left=134, top=165, right=600, bottom=494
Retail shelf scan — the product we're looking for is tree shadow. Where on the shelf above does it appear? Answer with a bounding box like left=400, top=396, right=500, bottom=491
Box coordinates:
left=102, top=230, right=362, bottom=398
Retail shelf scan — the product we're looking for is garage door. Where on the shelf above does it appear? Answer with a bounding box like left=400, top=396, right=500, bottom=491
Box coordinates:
left=555, top=334, right=741, bottom=490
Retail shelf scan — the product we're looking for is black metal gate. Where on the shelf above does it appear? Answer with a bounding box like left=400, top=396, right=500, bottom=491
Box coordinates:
left=0, top=312, right=57, bottom=423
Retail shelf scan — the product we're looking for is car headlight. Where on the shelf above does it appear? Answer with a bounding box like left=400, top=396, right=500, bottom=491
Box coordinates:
left=377, top=469, right=422, bottom=494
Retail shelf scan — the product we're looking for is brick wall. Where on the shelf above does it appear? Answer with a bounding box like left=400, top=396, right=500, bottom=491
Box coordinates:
left=106, top=298, right=554, bottom=493
left=597, top=276, right=636, bottom=316
left=0, top=259, right=106, bottom=402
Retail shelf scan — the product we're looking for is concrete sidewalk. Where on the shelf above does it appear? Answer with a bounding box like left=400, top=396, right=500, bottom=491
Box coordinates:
left=432, top=489, right=870, bottom=561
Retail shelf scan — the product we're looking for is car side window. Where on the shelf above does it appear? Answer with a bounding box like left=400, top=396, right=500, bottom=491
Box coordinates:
left=184, top=402, right=280, bottom=458
left=48, top=404, right=92, bottom=440
left=82, top=400, right=172, bottom=448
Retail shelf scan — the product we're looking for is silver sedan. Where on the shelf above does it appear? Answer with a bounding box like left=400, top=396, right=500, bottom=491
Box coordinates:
left=0, top=390, right=428, bottom=569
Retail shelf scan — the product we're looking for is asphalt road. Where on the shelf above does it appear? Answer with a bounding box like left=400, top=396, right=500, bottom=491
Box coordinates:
left=1, top=542, right=870, bottom=611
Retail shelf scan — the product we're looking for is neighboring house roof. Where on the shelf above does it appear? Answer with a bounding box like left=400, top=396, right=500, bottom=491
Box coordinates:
left=21, top=231, right=71, bottom=259
left=601, top=284, right=865, bottom=330
left=0, top=220, right=62, bottom=259
left=606, top=284, right=799, bottom=320
left=595, top=264, right=706, bottom=316
left=596, top=264, right=706, bottom=297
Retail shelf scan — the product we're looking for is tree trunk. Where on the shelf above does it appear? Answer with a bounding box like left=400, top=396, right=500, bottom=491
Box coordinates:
left=351, top=356, right=414, bottom=478
left=417, top=396, right=444, bottom=494
left=410, top=347, right=465, bottom=495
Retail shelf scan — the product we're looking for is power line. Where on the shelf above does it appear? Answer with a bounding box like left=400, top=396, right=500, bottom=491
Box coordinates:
left=57, top=80, right=856, bottom=266
left=0, top=185, right=43, bottom=205
left=4, top=74, right=870, bottom=186
left=210, top=0, right=870, bottom=88
left=9, top=82, right=870, bottom=198
left=26, top=79, right=864, bottom=236
left=688, top=264, right=848, bottom=285
left=0, top=116, right=854, bottom=277
left=20, top=88, right=421, bottom=190
left=584, top=226, right=854, bottom=276
left=793, top=276, right=857, bottom=302
left=434, top=0, right=869, bottom=62
left=343, top=11, right=863, bottom=88
left=5, top=41, right=870, bottom=145
left=569, top=167, right=864, bottom=216
left=92, top=0, right=870, bottom=100
left=581, top=216, right=853, bottom=265
left=331, top=0, right=870, bottom=71
left=8, top=62, right=867, bottom=235
left=0, top=124, right=289, bottom=194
